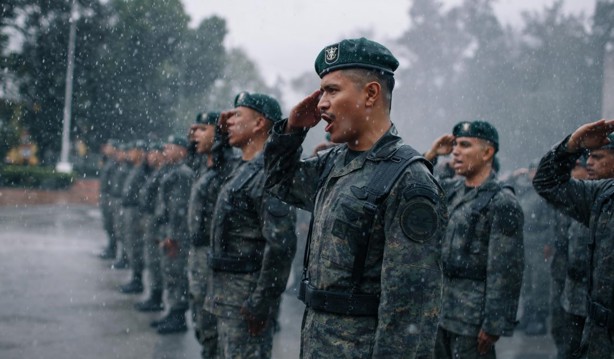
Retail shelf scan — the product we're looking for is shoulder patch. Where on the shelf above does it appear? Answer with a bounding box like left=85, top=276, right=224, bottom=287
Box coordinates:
left=400, top=198, right=439, bottom=243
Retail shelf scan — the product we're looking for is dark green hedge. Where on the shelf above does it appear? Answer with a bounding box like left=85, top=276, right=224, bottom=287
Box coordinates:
left=0, top=165, right=74, bottom=189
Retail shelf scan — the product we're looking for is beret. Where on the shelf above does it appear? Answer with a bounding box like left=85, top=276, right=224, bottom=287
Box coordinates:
left=315, top=37, right=399, bottom=78
left=453, top=121, right=499, bottom=152
left=195, top=111, right=221, bottom=126
left=234, top=91, right=282, bottom=123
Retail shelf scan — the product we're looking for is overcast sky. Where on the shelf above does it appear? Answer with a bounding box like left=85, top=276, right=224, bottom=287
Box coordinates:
left=181, top=0, right=595, bottom=85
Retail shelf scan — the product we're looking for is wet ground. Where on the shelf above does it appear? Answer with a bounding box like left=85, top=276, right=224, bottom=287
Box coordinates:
left=0, top=204, right=556, bottom=358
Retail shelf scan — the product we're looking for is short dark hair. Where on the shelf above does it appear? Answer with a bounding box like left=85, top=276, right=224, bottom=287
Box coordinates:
left=341, top=68, right=395, bottom=111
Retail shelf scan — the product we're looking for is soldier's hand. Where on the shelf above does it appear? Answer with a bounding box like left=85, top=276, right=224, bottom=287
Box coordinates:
left=161, top=238, right=179, bottom=258
left=218, top=110, right=237, bottom=134
left=239, top=305, right=268, bottom=336
left=567, top=119, right=614, bottom=153
left=477, top=329, right=499, bottom=355
left=424, top=134, right=455, bottom=161
left=286, top=90, right=322, bottom=133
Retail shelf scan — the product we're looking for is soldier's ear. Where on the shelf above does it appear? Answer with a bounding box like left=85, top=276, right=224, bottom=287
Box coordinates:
left=253, top=116, right=269, bottom=133
left=364, top=81, right=380, bottom=108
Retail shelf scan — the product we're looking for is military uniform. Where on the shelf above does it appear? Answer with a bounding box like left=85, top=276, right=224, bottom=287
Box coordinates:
left=99, top=154, right=117, bottom=257
left=188, top=126, right=239, bottom=358
left=264, top=123, right=445, bottom=358
left=109, top=156, right=131, bottom=267
left=508, top=172, right=555, bottom=334
left=533, top=136, right=614, bottom=359
left=120, top=158, right=148, bottom=292
left=550, top=211, right=573, bottom=358
left=158, top=159, right=193, bottom=320
left=135, top=162, right=168, bottom=311
left=434, top=173, right=524, bottom=359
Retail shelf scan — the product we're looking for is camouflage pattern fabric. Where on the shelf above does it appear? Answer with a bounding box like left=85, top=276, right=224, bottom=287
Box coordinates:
left=263, top=122, right=446, bottom=358
left=434, top=326, right=495, bottom=359
left=121, top=164, right=148, bottom=273
left=437, top=173, right=524, bottom=356
left=533, top=137, right=614, bottom=359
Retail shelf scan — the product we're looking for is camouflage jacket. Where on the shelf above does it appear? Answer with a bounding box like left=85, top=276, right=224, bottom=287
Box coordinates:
left=508, top=174, right=556, bottom=244
left=188, top=143, right=239, bottom=247
left=158, top=161, right=194, bottom=243
left=263, top=122, right=447, bottom=358
left=205, top=151, right=297, bottom=320
left=439, top=173, right=524, bottom=337
left=533, top=137, right=614, bottom=315
left=99, top=157, right=116, bottom=197
left=121, top=163, right=148, bottom=207
left=138, top=165, right=167, bottom=215
left=109, top=162, right=131, bottom=199
left=562, top=218, right=590, bottom=317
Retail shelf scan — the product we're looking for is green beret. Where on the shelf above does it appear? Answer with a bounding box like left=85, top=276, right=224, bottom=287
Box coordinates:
left=117, top=143, right=128, bottom=151
left=315, top=37, right=399, bottom=78
left=132, top=139, right=147, bottom=150
left=146, top=141, right=164, bottom=152
left=106, top=139, right=120, bottom=147
left=166, top=134, right=189, bottom=149
left=234, top=91, right=282, bottom=123
left=452, top=121, right=499, bottom=152
left=196, top=111, right=221, bottom=125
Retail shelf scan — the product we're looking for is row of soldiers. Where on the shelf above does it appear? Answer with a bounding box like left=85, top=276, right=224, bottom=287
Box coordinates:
left=96, top=37, right=614, bottom=359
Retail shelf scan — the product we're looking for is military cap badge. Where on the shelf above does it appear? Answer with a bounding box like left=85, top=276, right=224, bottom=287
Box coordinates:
left=324, top=44, right=339, bottom=64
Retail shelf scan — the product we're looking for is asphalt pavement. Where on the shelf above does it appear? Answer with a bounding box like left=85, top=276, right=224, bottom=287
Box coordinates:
left=0, top=204, right=556, bottom=358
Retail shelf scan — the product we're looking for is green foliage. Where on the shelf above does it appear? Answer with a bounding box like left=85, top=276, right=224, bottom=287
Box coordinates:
left=0, top=99, right=21, bottom=162
left=0, top=165, right=74, bottom=189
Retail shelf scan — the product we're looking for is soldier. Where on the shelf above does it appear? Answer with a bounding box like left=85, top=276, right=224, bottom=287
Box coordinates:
left=264, top=38, right=446, bottom=358
left=532, top=119, right=614, bottom=359
left=204, top=92, right=297, bottom=359
left=188, top=111, right=239, bottom=358
left=98, top=139, right=118, bottom=259
left=550, top=156, right=590, bottom=359
left=118, top=140, right=148, bottom=294
left=134, top=141, right=168, bottom=312
left=109, top=143, right=131, bottom=269
left=425, top=121, right=524, bottom=359
left=150, top=134, right=194, bottom=334
left=507, top=161, right=557, bottom=336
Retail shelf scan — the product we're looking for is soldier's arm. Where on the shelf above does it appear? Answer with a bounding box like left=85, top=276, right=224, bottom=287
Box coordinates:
left=242, top=193, right=297, bottom=318
left=532, top=137, right=604, bottom=226
left=372, top=166, right=447, bottom=358
left=264, top=119, right=332, bottom=212
left=482, top=192, right=524, bottom=337
left=167, top=172, right=192, bottom=242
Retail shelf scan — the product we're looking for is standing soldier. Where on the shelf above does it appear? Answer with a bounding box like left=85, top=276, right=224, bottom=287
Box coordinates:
left=118, top=140, right=148, bottom=294
left=109, top=143, right=131, bottom=269
left=425, top=121, right=524, bottom=359
left=150, top=134, right=194, bottom=334
left=134, top=142, right=168, bottom=312
left=533, top=119, right=614, bottom=359
left=188, top=112, right=239, bottom=358
left=204, top=92, right=297, bottom=359
left=264, top=38, right=446, bottom=358
left=98, top=139, right=118, bottom=259
left=507, top=162, right=556, bottom=336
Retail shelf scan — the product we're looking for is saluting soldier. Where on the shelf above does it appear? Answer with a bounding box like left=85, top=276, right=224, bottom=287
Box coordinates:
left=264, top=38, right=447, bottom=358
left=204, top=92, right=297, bottom=359
left=533, top=120, right=614, bottom=359
left=425, top=121, right=524, bottom=359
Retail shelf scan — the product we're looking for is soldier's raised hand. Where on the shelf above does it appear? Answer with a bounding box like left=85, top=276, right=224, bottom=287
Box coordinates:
left=424, top=134, right=455, bottom=161
left=567, top=119, right=614, bottom=152
left=286, top=90, right=322, bottom=133
left=218, top=110, right=237, bottom=134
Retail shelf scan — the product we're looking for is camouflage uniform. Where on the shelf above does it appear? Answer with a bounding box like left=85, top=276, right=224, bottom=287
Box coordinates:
left=121, top=163, right=148, bottom=277
left=99, top=156, right=116, bottom=252
left=533, top=137, right=614, bottom=359
left=188, top=139, right=238, bottom=359
left=109, top=160, right=131, bottom=263
left=204, top=151, right=297, bottom=359
left=435, top=173, right=524, bottom=359
left=509, top=173, right=555, bottom=330
left=159, top=161, right=194, bottom=313
left=139, top=165, right=167, bottom=295
left=550, top=211, right=572, bottom=358
left=264, top=123, right=446, bottom=358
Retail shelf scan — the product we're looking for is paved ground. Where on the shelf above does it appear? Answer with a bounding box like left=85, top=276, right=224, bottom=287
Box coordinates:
left=0, top=204, right=557, bottom=359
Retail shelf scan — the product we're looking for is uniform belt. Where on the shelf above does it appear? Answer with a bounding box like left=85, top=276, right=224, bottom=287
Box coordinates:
left=587, top=300, right=614, bottom=330
left=207, top=252, right=261, bottom=273
left=299, top=280, right=379, bottom=317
